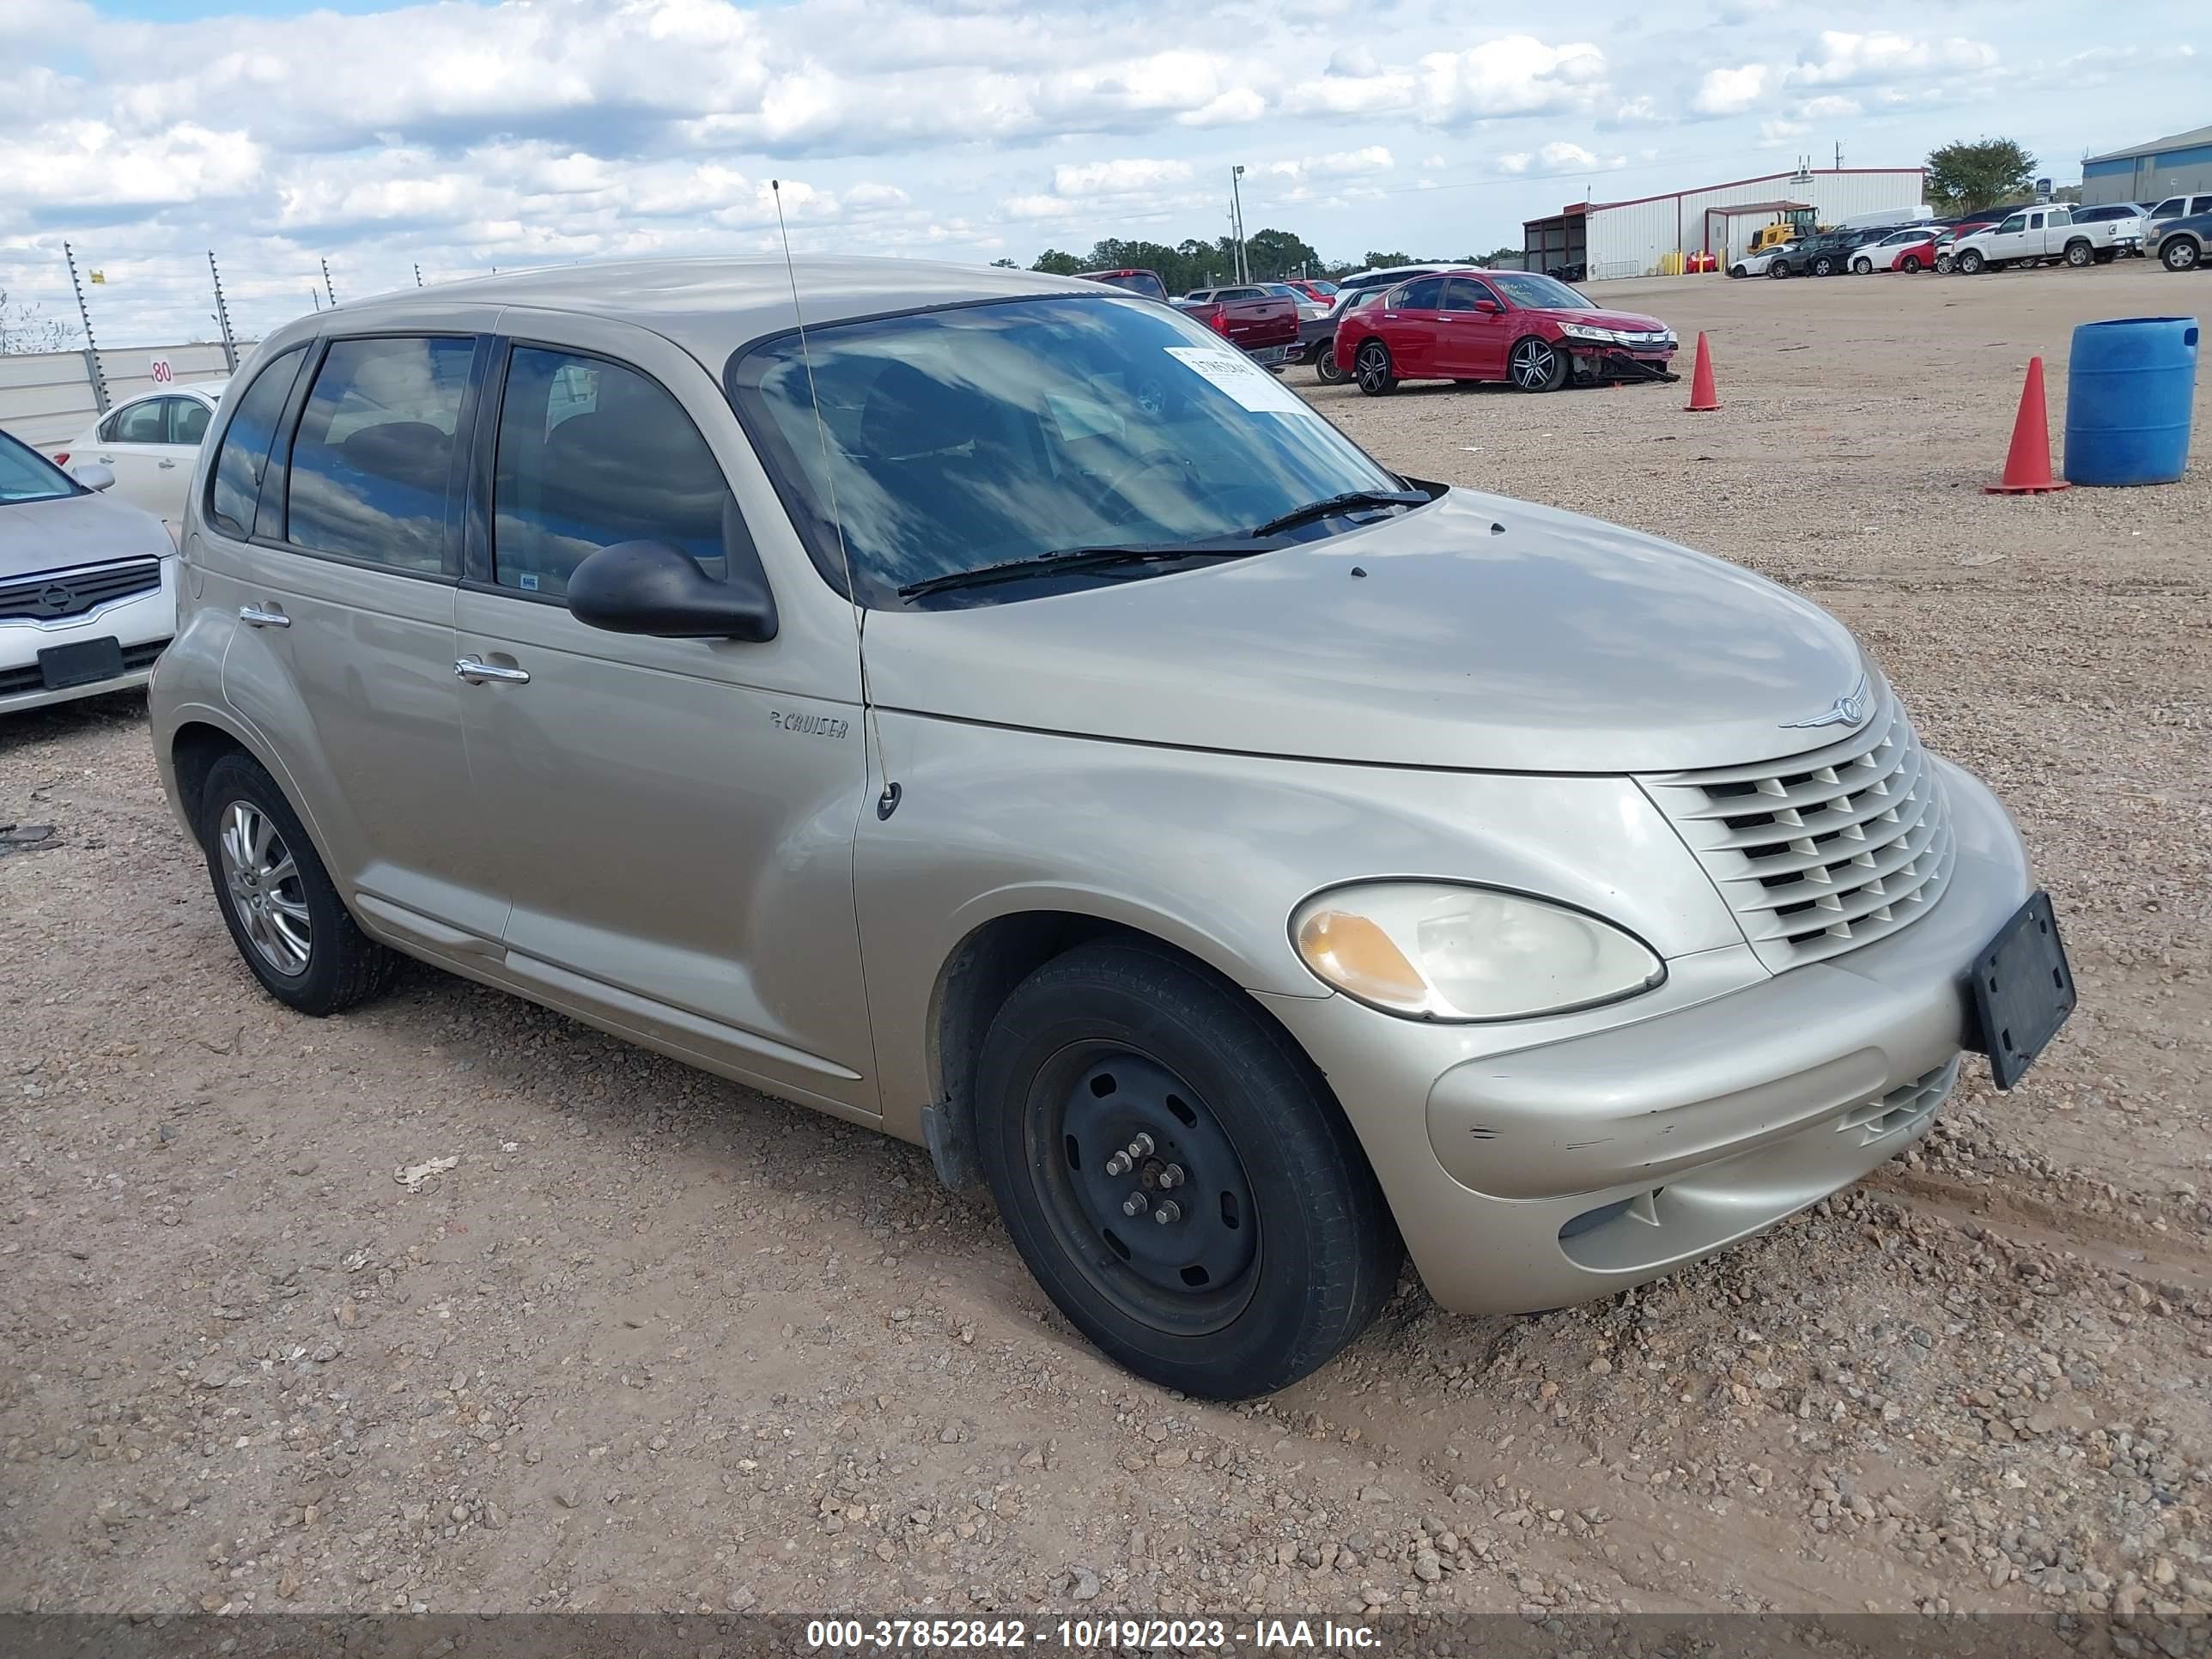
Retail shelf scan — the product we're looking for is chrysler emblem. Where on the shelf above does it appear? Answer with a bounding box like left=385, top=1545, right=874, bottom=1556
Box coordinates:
left=1780, top=673, right=1871, bottom=731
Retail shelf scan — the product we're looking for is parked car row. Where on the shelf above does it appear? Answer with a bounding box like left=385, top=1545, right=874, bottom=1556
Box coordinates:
left=1729, top=198, right=2209, bottom=283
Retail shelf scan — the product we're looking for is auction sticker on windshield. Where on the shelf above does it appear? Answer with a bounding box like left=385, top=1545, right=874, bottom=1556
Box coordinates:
left=1164, top=345, right=1309, bottom=416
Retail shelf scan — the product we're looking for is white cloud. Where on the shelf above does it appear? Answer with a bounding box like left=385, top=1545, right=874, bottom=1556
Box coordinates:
left=1050, top=158, right=1194, bottom=197
left=1692, top=64, right=1771, bottom=116
left=1261, top=147, right=1394, bottom=183
left=1791, top=31, right=1997, bottom=88
left=1496, top=142, right=1624, bottom=178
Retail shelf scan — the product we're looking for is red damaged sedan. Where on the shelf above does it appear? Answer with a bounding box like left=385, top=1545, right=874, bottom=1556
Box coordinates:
left=1334, top=268, right=1678, bottom=395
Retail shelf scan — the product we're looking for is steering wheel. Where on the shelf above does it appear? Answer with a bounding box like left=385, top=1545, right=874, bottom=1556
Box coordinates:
left=1092, top=449, right=1200, bottom=507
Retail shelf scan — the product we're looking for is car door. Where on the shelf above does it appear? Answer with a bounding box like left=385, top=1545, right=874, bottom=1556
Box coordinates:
left=1376, top=277, right=1447, bottom=376
left=85, top=396, right=175, bottom=516
left=451, top=312, right=877, bottom=1115
left=1438, top=277, right=1507, bottom=380
left=1986, top=213, right=2029, bottom=260
left=199, top=323, right=506, bottom=952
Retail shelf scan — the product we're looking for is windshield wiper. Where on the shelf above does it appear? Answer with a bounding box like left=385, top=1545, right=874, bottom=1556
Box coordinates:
left=897, top=539, right=1268, bottom=600
left=1247, top=489, right=1430, bottom=539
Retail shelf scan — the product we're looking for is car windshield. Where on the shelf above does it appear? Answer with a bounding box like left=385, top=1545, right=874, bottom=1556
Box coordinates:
left=732, top=295, right=1407, bottom=608
left=1487, top=272, right=1590, bottom=309
left=0, top=431, right=80, bottom=504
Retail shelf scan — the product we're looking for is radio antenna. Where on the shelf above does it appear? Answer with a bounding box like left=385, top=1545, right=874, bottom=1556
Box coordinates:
left=772, top=180, right=896, bottom=818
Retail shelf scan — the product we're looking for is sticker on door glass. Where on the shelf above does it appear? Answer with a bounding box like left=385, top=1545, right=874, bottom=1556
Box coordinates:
left=1164, top=346, right=1310, bottom=416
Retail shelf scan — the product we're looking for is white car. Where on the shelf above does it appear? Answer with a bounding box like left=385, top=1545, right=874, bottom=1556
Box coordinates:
left=1, top=428, right=178, bottom=715
left=1726, top=244, right=1796, bottom=278
left=1850, top=226, right=1942, bottom=273
left=56, top=380, right=228, bottom=535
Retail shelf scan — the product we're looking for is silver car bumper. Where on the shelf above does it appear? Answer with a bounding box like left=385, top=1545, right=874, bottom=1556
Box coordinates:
left=1261, top=756, right=2032, bottom=1316
left=0, top=561, right=177, bottom=716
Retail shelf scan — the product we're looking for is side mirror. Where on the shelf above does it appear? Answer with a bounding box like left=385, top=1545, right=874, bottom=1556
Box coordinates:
left=566, top=539, right=778, bottom=642
left=1473, top=298, right=1503, bottom=313
left=70, top=461, right=116, bottom=492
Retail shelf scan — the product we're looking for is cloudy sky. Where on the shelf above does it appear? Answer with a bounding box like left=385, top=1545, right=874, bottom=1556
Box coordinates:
left=1, top=0, right=2203, bottom=344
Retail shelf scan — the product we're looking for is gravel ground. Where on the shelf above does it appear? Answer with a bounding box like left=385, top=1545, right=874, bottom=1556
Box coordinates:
left=3, top=262, right=2208, bottom=1625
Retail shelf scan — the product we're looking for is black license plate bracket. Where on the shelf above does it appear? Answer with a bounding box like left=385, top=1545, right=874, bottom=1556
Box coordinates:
left=37, top=635, right=126, bottom=690
left=1967, top=890, right=2076, bottom=1090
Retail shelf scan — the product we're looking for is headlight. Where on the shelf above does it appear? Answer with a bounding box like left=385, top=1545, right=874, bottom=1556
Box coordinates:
left=1559, top=324, right=1616, bottom=344
left=1291, top=882, right=1663, bottom=1022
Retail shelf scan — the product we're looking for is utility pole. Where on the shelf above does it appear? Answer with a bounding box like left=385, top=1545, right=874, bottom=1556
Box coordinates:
left=63, top=241, right=109, bottom=413
left=209, top=250, right=238, bottom=371
left=1230, top=165, right=1248, bottom=283
left=1834, top=141, right=1843, bottom=171
left=321, top=258, right=337, bottom=307
left=310, top=289, right=322, bottom=313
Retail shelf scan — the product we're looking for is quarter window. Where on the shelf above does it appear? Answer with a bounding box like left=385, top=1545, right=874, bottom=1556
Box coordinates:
left=285, top=336, right=473, bottom=573
left=207, top=347, right=307, bottom=539
left=490, top=346, right=738, bottom=599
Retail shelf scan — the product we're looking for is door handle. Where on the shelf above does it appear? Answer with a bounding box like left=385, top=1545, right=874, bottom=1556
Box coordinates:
left=97, top=454, right=114, bottom=464
left=454, top=656, right=530, bottom=685
left=157, top=459, right=178, bottom=469
left=238, top=605, right=290, bottom=629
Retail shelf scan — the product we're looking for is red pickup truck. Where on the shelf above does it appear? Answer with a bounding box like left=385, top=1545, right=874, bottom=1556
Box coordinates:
left=1171, top=284, right=1300, bottom=365
left=1075, top=269, right=1298, bottom=365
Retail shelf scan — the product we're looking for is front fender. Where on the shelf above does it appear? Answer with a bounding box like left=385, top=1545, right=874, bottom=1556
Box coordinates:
left=856, top=712, right=1746, bottom=1142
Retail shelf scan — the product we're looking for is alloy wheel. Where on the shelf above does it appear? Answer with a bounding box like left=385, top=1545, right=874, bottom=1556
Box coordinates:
left=217, top=800, right=313, bottom=976
left=1029, top=1046, right=1260, bottom=1334
left=1354, top=343, right=1392, bottom=394
left=1510, top=338, right=1558, bottom=390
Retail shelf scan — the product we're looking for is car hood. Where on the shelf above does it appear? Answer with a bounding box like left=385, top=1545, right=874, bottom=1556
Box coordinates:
left=1547, top=308, right=1669, bottom=333
left=0, top=489, right=172, bottom=580
left=863, top=489, right=1869, bottom=773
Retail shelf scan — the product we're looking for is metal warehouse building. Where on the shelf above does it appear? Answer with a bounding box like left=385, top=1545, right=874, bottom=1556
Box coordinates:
left=2081, top=124, right=2212, bottom=206
left=1523, top=167, right=1927, bottom=280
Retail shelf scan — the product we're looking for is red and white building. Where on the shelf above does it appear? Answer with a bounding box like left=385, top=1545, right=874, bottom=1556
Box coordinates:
left=1522, top=167, right=1928, bottom=279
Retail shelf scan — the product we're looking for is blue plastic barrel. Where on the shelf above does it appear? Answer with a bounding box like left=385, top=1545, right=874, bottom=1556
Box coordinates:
left=2063, top=316, right=2199, bottom=486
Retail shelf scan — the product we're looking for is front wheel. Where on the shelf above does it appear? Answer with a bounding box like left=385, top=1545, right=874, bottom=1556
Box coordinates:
left=199, top=752, right=399, bottom=1015
left=975, top=939, right=1401, bottom=1399
left=1352, top=339, right=1396, bottom=397
left=1509, top=335, right=1567, bottom=392
left=1956, top=249, right=1985, bottom=275
left=1936, top=253, right=1954, bottom=274
left=2162, top=239, right=2200, bottom=272
left=2064, top=240, right=2094, bottom=268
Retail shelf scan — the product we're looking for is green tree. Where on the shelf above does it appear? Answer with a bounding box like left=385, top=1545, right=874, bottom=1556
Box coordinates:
left=1244, top=228, right=1322, bottom=279
left=1363, top=250, right=1417, bottom=270
left=1926, top=138, right=2038, bottom=214
left=989, top=258, right=1018, bottom=269
left=1030, top=249, right=1084, bottom=276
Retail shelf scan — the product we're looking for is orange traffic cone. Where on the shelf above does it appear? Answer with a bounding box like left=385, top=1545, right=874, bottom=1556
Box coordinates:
left=1984, top=356, right=2069, bottom=495
left=1683, top=332, right=1719, bottom=410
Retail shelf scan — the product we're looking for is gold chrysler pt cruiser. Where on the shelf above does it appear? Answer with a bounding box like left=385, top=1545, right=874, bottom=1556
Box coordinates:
left=150, top=258, right=2074, bottom=1397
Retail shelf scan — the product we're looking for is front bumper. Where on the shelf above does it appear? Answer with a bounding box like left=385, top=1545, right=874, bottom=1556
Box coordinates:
left=1261, top=756, right=2032, bottom=1316
left=0, top=560, right=177, bottom=715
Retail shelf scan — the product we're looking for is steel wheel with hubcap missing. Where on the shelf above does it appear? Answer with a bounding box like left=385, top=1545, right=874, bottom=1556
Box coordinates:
left=219, top=800, right=313, bottom=977
left=975, top=939, right=1400, bottom=1398
left=1510, top=336, right=1565, bottom=392
left=1353, top=340, right=1395, bottom=396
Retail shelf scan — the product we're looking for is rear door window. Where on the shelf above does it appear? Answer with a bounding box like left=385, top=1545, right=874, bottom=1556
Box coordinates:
left=206, top=347, right=307, bottom=539
left=284, top=336, right=474, bottom=573
left=489, top=345, right=742, bottom=599
left=172, top=398, right=214, bottom=445
left=1393, top=277, right=1447, bottom=310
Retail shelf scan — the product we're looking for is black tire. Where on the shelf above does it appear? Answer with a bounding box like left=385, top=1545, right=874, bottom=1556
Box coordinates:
left=975, top=939, right=1401, bottom=1399
left=1957, top=249, right=1984, bottom=275
left=2162, top=238, right=2200, bottom=272
left=1936, top=253, right=1954, bottom=274
left=1727, top=264, right=1745, bottom=278
left=198, top=751, right=399, bottom=1016
left=1352, top=339, right=1396, bottom=397
left=1768, top=260, right=1790, bottom=279
left=1508, top=335, right=1567, bottom=392
left=1811, top=256, right=1835, bottom=276
left=1313, top=348, right=1350, bottom=386
left=2064, top=240, right=2094, bottom=268
left=1899, top=255, right=1922, bottom=273
left=1851, top=256, right=1874, bottom=274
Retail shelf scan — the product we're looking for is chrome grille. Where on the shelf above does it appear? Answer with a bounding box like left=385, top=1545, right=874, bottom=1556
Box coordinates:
left=0, top=558, right=162, bottom=623
left=1643, top=691, right=1956, bottom=970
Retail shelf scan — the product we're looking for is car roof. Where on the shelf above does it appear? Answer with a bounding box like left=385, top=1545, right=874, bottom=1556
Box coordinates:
left=256, top=257, right=1101, bottom=362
